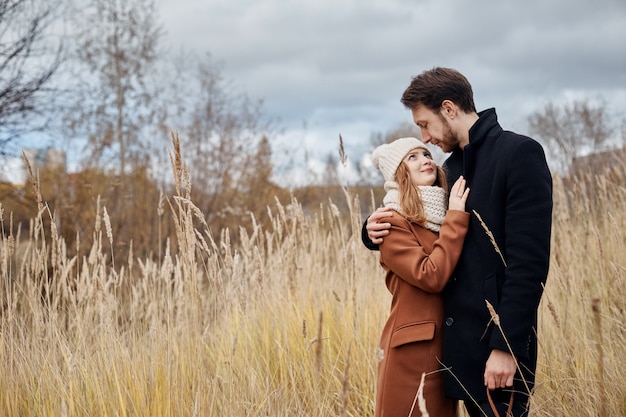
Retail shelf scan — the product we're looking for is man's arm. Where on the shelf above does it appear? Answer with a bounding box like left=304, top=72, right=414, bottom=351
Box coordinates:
left=360, top=207, right=393, bottom=250
left=491, top=138, right=552, bottom=354
left=485, top=139, right=552, bottom=388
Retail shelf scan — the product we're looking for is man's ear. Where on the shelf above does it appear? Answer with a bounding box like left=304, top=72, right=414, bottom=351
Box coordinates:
left=440, top=100, right=457, bottom=119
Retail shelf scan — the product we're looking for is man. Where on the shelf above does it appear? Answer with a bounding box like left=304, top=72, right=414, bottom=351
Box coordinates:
left=363, top=67, right=552, bottom=416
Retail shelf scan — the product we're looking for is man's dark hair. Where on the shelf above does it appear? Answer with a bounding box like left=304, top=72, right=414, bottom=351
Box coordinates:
left=400, top=67, right=477, bottom=114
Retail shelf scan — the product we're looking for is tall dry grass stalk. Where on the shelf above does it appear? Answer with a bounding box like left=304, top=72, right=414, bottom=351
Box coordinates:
left=529, top=169, right=626, bottom=416
left=0, top=140, right=624, bottom=416
left=472, top=210, right=507, bottom=268
left=0, top=134, right=385, bottom=416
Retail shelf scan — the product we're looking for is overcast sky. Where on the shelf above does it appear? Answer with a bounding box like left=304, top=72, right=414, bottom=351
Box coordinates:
left=7, top=0, right=624, bottom=184
left=158, top=0, right=625, bottom=151
left=157, top=0, right=626, bottom=183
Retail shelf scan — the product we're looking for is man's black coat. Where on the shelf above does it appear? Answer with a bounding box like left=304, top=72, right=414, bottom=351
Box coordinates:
left=441, top=108, right=552, bottom=403
left=363, top=108, right=552, bottom=404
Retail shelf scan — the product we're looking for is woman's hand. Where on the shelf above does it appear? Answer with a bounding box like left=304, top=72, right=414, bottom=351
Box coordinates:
left=448, top=176, right=470, bottom=211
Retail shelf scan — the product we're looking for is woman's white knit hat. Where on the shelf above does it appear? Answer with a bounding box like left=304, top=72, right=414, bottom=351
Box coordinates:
left=371, top=137, right=428, bottom=182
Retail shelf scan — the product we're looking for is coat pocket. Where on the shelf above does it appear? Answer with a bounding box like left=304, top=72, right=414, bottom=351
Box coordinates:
left=390, top=321, right=436, bottom=348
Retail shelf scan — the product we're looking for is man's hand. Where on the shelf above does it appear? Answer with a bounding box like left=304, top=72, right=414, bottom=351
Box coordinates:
left=366, top=207, right=393, bottom=245
left=484, top=349, right=516, bottom=390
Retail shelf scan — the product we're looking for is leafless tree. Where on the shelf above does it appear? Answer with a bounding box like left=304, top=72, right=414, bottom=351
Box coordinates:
left=0, top=0, right=63, bottom=155
left=161, top=52, right=275, bottom=229
left=65, top=0, right=162, bottom=173
left=528, top=98, right=615, bottom=174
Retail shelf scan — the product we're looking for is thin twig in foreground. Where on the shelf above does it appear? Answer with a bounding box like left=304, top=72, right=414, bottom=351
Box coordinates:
left=473, top=210, right=507, bottom=267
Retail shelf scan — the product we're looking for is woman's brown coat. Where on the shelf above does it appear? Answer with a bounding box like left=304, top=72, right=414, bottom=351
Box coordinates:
left=376, top=209, right=469, bottom=417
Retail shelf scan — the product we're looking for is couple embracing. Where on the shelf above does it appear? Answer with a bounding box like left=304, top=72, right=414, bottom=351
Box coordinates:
left=364, top=67, right=552, bottom=417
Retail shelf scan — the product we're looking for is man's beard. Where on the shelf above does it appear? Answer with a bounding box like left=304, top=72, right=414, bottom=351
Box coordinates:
left=437, top=118, right=461, bottom=153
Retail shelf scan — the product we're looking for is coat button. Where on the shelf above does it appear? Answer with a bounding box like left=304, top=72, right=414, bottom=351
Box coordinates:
left=445, top=317, right=454, bottom=326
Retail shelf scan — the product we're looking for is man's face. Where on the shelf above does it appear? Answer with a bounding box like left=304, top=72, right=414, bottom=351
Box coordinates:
left=411, top=104, right=460, bottom=153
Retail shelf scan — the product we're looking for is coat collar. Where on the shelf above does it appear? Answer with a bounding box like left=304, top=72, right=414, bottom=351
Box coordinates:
left=466, top=108, right=501, bottom=150
left=444, top=108, right=503, bottom=185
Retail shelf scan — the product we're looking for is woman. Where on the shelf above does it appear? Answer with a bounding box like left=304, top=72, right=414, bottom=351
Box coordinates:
left=371, top=137, right=469, bottom=417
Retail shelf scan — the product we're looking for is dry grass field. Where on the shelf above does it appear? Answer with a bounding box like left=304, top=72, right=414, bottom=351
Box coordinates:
left=1, top=144, right=625, bottom=416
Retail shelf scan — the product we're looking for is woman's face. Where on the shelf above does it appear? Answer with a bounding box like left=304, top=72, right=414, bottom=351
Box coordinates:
left=403, top=147, right=437, bottom=186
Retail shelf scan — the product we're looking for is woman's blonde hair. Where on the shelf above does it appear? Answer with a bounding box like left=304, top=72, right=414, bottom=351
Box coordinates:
left=396, top=162, right=448, bottom=225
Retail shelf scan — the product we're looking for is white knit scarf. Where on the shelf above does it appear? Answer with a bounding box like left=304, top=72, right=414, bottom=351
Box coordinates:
left=382, top=181, right=447, bottom=232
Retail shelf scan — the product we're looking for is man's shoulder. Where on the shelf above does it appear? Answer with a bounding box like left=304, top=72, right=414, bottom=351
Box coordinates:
left=497, top=130, right=544, bottom=153
left=478, top=108, right=541, bottom=149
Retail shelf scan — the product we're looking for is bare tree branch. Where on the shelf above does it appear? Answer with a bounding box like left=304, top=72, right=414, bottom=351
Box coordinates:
left=527, top=98, right=615, bottom=174
left=0, top=0, right=63, bottom=155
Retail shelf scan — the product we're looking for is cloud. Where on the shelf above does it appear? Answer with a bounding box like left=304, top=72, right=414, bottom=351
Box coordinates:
left=160, top=0, right=626, bottom=169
